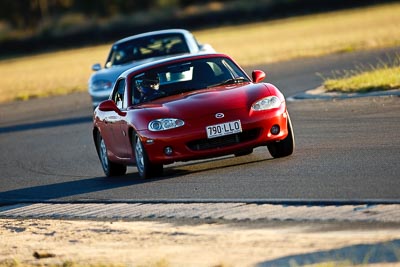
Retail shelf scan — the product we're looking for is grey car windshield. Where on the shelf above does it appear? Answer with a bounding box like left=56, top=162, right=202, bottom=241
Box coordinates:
left=106, top=33, right=190, bottom=68
left=131, top=57, right=250, bottom=104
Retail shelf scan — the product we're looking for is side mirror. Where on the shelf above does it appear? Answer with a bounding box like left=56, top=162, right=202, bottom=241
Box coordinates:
left=252, top=70, right=266, bottom=83
left=92, top=63, right=102, bottom=71
left=98, top=100, right=126, bottom=116
left=199, top=43, right=215, bottom=52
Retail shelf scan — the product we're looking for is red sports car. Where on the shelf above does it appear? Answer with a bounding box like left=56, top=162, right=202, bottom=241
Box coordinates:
left=93, top=53, right=295, bottom=178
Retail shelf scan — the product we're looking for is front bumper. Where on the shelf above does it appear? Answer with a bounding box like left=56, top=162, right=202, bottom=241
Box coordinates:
left=138, top=105, right=289, bottom=165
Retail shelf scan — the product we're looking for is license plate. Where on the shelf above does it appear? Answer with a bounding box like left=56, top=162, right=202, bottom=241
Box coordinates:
left=206, top=120, right=242, bottom=139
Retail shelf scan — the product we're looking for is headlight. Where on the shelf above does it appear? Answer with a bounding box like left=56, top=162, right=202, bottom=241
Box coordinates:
left=91, top=80, right=113, bottom=91
left=252, top=96, right=281, bottom=111
left=148, top=118, right=185, bottom=131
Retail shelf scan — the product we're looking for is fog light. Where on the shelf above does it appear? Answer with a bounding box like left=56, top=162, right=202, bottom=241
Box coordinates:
left=270, top=125, right=280, bottom=135
left=164, top=146, right=173, bottom=156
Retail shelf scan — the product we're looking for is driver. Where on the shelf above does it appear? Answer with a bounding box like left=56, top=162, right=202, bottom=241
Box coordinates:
left=135, top=72, right=162, bottom=103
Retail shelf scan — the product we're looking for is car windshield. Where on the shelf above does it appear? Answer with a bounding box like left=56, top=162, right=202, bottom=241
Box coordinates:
left=105, top=33, right=190, bottom=68
left=131, top=57, right=250, bottom=105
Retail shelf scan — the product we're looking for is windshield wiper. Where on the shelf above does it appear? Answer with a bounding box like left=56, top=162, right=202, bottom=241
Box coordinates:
left=214, top=77, right=248, bottom=87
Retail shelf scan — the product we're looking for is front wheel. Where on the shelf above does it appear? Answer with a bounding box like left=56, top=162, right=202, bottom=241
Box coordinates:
left=133, top=133, right=163, bottom=179
left=267, top=113, right=295, bottom=158
left=96, top=133, right=127, bottom=177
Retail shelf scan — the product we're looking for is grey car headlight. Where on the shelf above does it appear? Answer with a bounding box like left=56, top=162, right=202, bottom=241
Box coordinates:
left=148, top=118, right=185, bottom=131
left=252, top=96, right=281, bottom=111
left=91, top=80, right=113, bottom=91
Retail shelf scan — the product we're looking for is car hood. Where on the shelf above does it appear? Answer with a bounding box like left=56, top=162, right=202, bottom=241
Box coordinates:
left=131, top=83, right=276, bottom=121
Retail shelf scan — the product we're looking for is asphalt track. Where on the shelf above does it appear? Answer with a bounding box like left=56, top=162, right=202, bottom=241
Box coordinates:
left=0, top=47, right=399, bottom=204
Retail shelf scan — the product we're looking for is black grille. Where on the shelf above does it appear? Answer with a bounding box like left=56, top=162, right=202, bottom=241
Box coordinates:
left=187, top=129, right=260, bottom=151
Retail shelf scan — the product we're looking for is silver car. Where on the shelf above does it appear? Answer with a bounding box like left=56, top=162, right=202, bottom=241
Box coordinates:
left=88, top=29, right=215, bottom=108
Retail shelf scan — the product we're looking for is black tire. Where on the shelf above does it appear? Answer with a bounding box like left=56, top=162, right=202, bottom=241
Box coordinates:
left=267, top=113, right=295, bottom=158
left=96, top=133, right=127, bottom=177
left=133, top=133, right=163, bottom=179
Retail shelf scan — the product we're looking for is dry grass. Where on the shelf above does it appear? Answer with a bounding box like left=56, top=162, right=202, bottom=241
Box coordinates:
left=0, top=3, right=400, bottom=103
left=195, top=3, right=400, bottom=66
left=324, top=66, right=400, bottom=93
left=322, top=54, right=400, bottom=93
left=0, top=45, right=109, bottom=103
left=0, top=259, right=126, bottom=267
left=0, top=259, right=169, bottom=267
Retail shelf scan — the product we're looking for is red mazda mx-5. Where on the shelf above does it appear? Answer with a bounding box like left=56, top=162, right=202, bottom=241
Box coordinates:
left=93, top=53, right=295, bottom=178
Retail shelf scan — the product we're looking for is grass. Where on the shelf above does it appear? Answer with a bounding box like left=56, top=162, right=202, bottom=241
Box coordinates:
left=196, top=2, right=400, bottom=66
left=321, top=54, right=400, bottom=93
left=0, top=259, right=124, bottom=267
left=0, top=45, right=107, bottom=103
left=0, top=259, right=169, bottom=267
left=0, top=2, right=400, bottom=103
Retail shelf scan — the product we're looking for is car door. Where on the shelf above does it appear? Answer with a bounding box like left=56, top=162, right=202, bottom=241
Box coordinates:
left=106, top=78, right=131, bottom=159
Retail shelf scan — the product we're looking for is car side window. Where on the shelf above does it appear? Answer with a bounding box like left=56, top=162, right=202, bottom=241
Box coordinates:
left=112, top=79, right=126, bottom=109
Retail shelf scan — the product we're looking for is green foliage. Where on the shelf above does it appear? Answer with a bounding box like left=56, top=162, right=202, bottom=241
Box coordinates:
left=0, top=0, right=198, bottom=29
